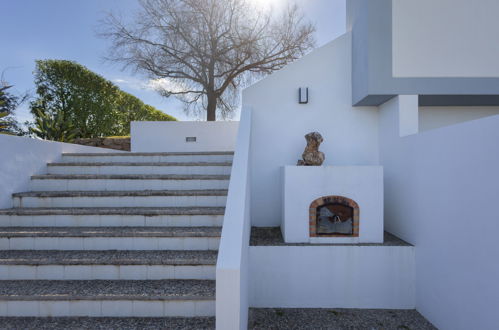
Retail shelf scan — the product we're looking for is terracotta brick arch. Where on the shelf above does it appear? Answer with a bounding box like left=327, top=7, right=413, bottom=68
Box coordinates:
left=309, top=195, right=359, bottom=237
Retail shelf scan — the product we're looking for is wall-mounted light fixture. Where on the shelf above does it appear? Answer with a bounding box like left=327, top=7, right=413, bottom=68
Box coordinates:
left=185, top=137, right=197, bottom=142
left=298, top=87, right=309, bottom=104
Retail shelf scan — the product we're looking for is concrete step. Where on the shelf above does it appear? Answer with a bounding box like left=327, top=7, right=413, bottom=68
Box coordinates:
left=12, top=190, right=228, bottom=208
left=47, top=162, right=232, bottom=175
left=0, top=316, right=215, bottom=329
left=0, top=207, right=225, bottom=227
left=0, top=250, right=217, bottom=280
left=61, top=152, right=233, bottom=163
left=0, top=227, right=221, bottom=250
left=0, top=280, right=215, bottom=317
left=30, top=174, right=230, bottom=191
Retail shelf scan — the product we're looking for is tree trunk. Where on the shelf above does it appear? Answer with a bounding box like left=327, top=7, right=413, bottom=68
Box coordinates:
left=206, top=94, right=217, bottom=121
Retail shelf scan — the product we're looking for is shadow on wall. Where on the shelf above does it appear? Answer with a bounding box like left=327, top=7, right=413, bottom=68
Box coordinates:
left=0, top=134, right=119, bottom=209
left=73, top=137, right=131, bottom=151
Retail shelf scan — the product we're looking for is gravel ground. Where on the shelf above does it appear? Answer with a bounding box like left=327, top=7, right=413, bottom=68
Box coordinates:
left=31, top=174, right=230, bottom=180
left=13, top=190, right=228, bottom=197
left=0, top=250, right=218, bottom=265
left=63, top=151, right=233, bottom=156
left=48, top=161, right=232, bottom=166
left=0, top=226, right=221, bottom=238
left=250, top=228, right=411, bottom=246
left=248, top=308, right=436, bottom=330
left=0, top=280, right=215, bottom=300
left=0, top=207, right=225, bottom=216
left=0, top=309, right=435, bottom=329
left=0, top=317, right=216, bottom=329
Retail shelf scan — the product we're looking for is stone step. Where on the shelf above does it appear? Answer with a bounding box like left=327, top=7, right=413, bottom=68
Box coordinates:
left=30, top=174, right=230, bottom=191
left=12, top=190, right=228, bottom=208
left=47, top=162, right=232, bottom=175
left=0, top=280, right=215, bottom=317
left=0, top=316, right=215, bottom=329
left=0, top=227, right=221, bottom=251
left=0, top=207, right=225, bottom=227
left=0, top=250, right=217, bottom=280
left=61, top=152, right=233, bottom=164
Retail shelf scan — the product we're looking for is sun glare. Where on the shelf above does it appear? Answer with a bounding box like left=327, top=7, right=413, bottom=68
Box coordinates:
left=251, top=0, right=286, bottom=9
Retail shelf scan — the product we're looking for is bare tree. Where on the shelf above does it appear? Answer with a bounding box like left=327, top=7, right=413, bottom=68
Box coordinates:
left=101, top=0, right=315, bottom=121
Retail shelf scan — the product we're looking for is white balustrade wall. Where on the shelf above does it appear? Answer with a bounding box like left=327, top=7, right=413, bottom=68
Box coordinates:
left=379, top=97, right=499, bottom=330
left=131, top=121, right=239, bottom=152
left=0, top=135, right=119, bottom=208
left=216, top=107, right=252, bottom=330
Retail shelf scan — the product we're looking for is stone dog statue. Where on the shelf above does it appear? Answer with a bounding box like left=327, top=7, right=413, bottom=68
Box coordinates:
left=297, top=132, right=325, bottom=166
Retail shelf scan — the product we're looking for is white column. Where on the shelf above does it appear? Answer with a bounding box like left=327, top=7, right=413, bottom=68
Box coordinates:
left=398, top=95, right=419, bottom=137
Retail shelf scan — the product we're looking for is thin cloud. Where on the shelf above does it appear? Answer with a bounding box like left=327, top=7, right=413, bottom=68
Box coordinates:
left=112, top=77, right=190, bottom=95
left=112, top=77, right=148, bottom=91
left=146, top=78, right=190, bottom=95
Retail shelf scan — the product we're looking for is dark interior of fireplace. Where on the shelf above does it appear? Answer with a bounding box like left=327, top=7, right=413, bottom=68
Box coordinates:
left=316, top=203, right=354, bottom=236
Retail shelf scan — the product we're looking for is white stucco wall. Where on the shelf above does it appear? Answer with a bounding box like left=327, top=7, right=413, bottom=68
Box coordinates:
left=419, top=106, right=499, bottom=132
left=131, top=121, right=239, bottom=152
left=243, top=33, right=379, bottom=227
left=392, top=0, right=499, bottom=78
left=216, top=108, right=252, bottom=330
left=249, top=245, right=415, bottom=309
left=0, top=135, right=119, bottom=209
left=379, top=98, right=499, bottom=330
left=282, top=166, right=383, bottom=244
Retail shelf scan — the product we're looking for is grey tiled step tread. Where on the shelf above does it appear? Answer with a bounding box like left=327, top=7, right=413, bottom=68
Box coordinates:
left=13, top=190, right=228, bottom=198
left=0, top=250, right=217, bottom=265
left=0, top=316, right=215, bottom=329
left=0, top=207, right=225, bottom=216
left=63, top=151, right=234, bottom=156
left=0, top=227, right=221, bottom=238
left=48, top=162, right=232, bottom=166
left=31, top=174, right=230, bottom=180
left=0, top=280, right=215, bottom=300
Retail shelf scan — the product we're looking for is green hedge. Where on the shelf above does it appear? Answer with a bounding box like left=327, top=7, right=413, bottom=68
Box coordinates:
left=30, top=59, right=176, bottom=140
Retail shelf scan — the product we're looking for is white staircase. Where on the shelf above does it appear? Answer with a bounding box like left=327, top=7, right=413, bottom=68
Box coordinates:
left=0, top=151, right=232, bottom=319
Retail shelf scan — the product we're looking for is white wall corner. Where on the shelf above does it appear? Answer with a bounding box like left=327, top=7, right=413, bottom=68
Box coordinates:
left=398, top=95, right=419, bottom=137
left=280, top=166, right=286, bottom=240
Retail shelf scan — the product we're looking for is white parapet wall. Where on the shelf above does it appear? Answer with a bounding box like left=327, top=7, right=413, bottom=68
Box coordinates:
left=379, top=97, right=499, bottom=330
left=282, top=165, right=384, bottom=244
left=216, top=108, right=252, bottom=330
left=0, top=135, right=120, bottom=209
left=249, top=244, right=415, bottom=309
left=131, top=121, right=239, bottom=152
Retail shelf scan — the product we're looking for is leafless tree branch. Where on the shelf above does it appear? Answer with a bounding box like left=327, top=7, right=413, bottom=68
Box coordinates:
left=99, top=0, right=316, bottom=120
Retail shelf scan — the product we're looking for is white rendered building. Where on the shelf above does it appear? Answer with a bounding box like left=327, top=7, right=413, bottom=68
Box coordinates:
left=0, top=1, right=498, bottom=329
left=218, top=1, right=499, bottom=329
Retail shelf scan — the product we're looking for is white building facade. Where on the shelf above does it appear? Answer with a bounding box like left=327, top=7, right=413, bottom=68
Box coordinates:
left=0, top=1, right=498, bottom=329
left=217, top=1, right=499, bottom=329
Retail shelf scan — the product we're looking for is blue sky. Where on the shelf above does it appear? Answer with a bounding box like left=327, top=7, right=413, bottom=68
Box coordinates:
left=0, top=0, right=345, bottom=122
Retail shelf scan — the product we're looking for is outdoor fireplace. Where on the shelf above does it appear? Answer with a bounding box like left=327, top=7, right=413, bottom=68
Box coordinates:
left=283, top=166, right=382, bottom=243
left=309, top=196, right=359, bottom=237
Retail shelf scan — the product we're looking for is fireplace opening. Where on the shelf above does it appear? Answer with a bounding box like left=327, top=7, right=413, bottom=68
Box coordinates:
left=317, top=203, right=353, bottom=235
left=309, top=196, right=359, bottom=237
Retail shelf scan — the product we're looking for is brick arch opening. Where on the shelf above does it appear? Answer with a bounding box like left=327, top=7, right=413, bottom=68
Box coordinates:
left=309, top=196, right=359, bottom=237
